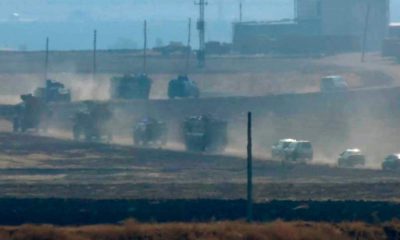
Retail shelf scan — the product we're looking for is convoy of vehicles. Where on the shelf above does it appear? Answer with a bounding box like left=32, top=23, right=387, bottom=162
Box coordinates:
left=5, top=69, right=398, bottom=171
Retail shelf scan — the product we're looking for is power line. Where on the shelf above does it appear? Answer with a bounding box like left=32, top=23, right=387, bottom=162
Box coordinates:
left=143, top=20, right=148, bottom=74
left=185, top=18, right=192, bottom=75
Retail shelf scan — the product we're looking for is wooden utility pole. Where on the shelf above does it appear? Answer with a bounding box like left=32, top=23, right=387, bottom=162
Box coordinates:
left=93, top=29, right=97, bottom=81
left=247, top=111, right=253, bottom=223
left=185, top=18, right=192, bottom=75
left=143, top=20, right=148, bottom=74
left=361, top=4, right=371, bottom=63
left=195, top=0, right=207, bottom=68
left=44, top=37, right=49, bottom=80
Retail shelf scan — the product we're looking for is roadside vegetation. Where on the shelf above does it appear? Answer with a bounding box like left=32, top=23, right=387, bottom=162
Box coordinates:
left=2, top=220, right=400, bottom=240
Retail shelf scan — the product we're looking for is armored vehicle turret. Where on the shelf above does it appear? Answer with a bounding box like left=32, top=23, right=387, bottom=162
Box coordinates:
left=34, top=79, right=71, bottom=103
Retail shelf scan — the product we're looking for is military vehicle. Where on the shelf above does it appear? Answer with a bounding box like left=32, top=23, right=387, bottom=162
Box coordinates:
left=283, top=140, right=314, bottom=163
left=13, top=94, right=50, bottom=133
left=320, top=75, right=348, bottom=92
left=382, top=154, right=400, bottom=170
left=168, top=75, right=200, bottom=99
left=34, top=79, right=71, bottom=103
left=338, top=149, right=366, bottom=168
left=110, top=74, right=152, bottom=100
left=271, top=138, right=297, bottom=160
left=183, top=115, right=227, bottom=152
left=72, top=102, right=113, bottom=142
left=133, top=117, right=167, bottom=147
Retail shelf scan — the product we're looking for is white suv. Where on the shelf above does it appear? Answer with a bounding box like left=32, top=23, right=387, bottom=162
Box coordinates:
left=271, top=139, right=296, bottom=160
left=284, top=140, right=313, bottom=163
left=320, top=75, right=348, bottom=92
left=338, top=149, right=366, bottom=168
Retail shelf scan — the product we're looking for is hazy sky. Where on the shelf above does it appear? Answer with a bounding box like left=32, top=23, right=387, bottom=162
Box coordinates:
left=0, top=0, right=399, bottom=22
left=0, top=0, right=399, bottom=50
left=0, top=0, right=294, bottom=22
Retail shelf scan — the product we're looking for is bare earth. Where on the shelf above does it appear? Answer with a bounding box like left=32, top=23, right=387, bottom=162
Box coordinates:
left=0, top=131, right=399, bottom=201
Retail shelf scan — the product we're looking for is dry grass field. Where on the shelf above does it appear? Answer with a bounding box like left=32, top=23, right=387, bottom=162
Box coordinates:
left=0, top=132, right=399, bottom=200
left=1, top=220, right=400, bottom=240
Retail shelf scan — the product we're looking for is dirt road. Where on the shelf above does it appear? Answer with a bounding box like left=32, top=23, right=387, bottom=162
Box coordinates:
left=0, top=132, right=399, bottom=200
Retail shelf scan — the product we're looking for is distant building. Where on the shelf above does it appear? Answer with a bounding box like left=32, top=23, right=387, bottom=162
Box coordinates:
left=233, top=0, right=390, bottom=54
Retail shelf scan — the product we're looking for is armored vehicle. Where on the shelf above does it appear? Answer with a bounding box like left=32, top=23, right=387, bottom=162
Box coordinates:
left=183, top=115, right=227, bottom=152
left=110, top=74, right=152, bottom=100
left=13, top=94, right=50, bottom=133
left=133, top=117, right=167, bottom=147
left=34, top=79, right=71, bottom=103
left=72, top=102, right=113, bottom=142
left=168, top=75, right=199, bottom=99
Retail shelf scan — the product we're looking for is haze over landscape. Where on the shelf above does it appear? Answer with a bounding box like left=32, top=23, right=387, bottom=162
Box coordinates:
left=1, top=0, right=400, bottom=239
left=0, top=0, right=398, bottom=50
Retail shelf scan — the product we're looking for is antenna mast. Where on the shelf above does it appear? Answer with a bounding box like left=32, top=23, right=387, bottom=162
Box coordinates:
left=143, top=20, right=148, bottom=74
left=185, top=18, right=192, bottom=75
left=195, top=0, right=207, bottom=68
left=44, top=37, right=49, bottom=80
left=361, top=4, right=371, bottom=62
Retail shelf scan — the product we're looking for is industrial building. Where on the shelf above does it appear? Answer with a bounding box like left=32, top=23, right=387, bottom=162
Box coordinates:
left=233, top=0, right=390, bottom=54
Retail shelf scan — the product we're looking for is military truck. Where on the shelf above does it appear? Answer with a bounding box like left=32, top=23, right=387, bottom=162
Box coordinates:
left=13, top=94, right=50, bottom=133
left=133, top=117, right=167, bottom=147
left=110, top=74, right=152, bottom=100
left=34, top=79, right=71, bottom=103
left=72, top=102, right=113, bottom=142
left=183, top=115, right=227, bottom=152
left=168, top=75, right=200, bottom=99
